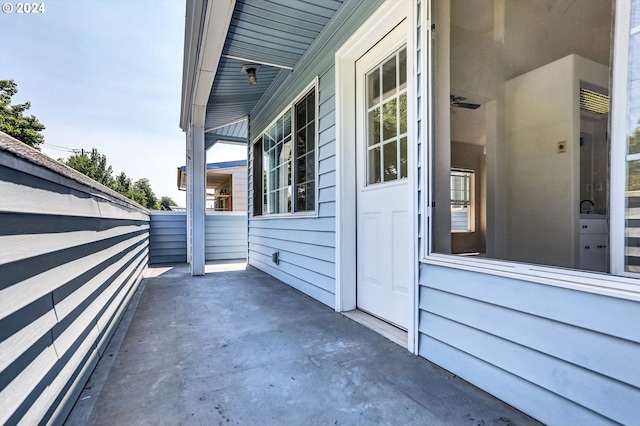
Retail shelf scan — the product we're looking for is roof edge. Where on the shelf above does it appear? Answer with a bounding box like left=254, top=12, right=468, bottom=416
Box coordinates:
left=180, top=0, right=236, bottom=131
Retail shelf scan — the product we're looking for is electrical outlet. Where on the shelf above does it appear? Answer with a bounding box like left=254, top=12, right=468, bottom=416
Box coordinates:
left=557, top=141, right=567, bottom=153
left=596, top=182, right=603, bottom=191
left=586, top=184, right=592, bottom=192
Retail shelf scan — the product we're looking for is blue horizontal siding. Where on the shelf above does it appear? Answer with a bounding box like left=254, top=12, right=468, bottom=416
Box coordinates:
left=0, top=143, right=149, bottom=425
left=205, top=214, right=247, bottom=261
left=149, top=212, right=186, bottom=264
left=243, top=2, right=390, bottom=310
left=150, top=213, right=247, bottom=263
left=418, top=263, right=640, bottom=425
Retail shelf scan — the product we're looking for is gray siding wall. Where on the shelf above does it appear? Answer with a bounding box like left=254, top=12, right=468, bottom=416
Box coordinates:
left=0, top=143, right=149, bottom=425
left=150, top=212, right=247, bottom=264
left=150, top=212, right=187, bottom=263
left=418, top=264, right=640, bottom=425
left=247, top=0, right=384, bottom=308
left=205, top=213, right=247, bottom=260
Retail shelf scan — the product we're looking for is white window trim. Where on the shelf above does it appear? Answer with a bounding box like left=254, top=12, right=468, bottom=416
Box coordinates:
left=252, top=78, right=320, bottom=220
left=610, top=0, right=632, bottom=277
left=421, top=0, right=640, bottom=300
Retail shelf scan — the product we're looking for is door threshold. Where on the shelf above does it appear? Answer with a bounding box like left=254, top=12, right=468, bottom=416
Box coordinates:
left=342, top=310, right=407, bottom=348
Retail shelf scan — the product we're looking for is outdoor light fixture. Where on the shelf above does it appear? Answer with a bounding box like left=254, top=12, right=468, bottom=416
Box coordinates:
left=241, top=64, right=261, bottom=85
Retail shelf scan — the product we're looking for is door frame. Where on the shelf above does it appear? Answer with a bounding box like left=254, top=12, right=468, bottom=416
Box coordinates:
left=335, top=0, right=418, bottom=353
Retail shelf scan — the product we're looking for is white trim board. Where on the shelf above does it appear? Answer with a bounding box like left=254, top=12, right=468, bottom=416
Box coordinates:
left=335, top=0, right=417, bottom=354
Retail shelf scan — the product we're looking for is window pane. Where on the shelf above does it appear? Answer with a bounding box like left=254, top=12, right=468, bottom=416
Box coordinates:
left=626, top=160, right=640, bottom=272
left=366, top=47, right=408, bottom=187
left=437, top=1, right=612, bottom=269
left=367, top=68, right=380, bottom=107
left=626, top=11, right=640, bottom=271
left=383, top=141, right=398, bottom=182
left=296, top=102, right=306, bottom=129
left=307, top=125, right=315, bottom=152
left=262, top=109, right=293, bottom=215
left=306, top=154, right=315, bottom=182
left=450, top=170, right=473, bottom=234
left=382, top=99, right=398, bottom=141
left=268, top=124, right=277, bottom=145
left=382, top=56, right=397, bottom=101
left=275, top=116, right=283, bottom=142
left=451, top=207, right=470, bottom=232
left=400, top=137, right=407, bottom=179
left=297, top=154, right=306, bottom=183
left=399, top=48, right=407, bottom=91
left=293, top=89, right=317, bottom=212
left=307, top=92, right=315, bottom=122
left=399, top=93, right=407, bottom=135
left=296, top=183, right=306, bottom=212
left=368, top=107, right=381, bottom=146
left=297, top=129, right=306, bottom=154
left=284, top=112, right=292, bottom=138
left=368, top=146, right=381, bottom=184
left=628, top=34, right=640, bottom=155
left=306, top=182, right=315, bottom=211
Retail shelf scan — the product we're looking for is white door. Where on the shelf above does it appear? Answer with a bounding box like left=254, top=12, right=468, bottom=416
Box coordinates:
left=355, top=21, right=411, bottom=329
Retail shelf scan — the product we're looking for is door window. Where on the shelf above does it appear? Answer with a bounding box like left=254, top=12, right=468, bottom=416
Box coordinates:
left=365, top=47, right=408, bottom=185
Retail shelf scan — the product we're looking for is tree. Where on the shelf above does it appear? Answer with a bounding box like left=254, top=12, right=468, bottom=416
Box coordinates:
left=112, top=171, right=133, bottom=196
left=64, top=147, right=171, bottom=210
left=159, top=196, right=177, bottom=210
left=65, top=148, right=114, bottom=187
left=129, top=178, right=159, bottom=210
left=0, top=79, right=46, bottom=149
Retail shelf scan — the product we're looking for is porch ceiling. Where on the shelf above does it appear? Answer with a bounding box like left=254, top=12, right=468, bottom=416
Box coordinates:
left=205, top=118, right=249, bottom=150
left=205, top=0, right=344, bottom=130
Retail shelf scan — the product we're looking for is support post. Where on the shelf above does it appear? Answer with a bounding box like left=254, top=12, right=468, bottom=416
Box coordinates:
left=187, top=124, right=206, bottom=275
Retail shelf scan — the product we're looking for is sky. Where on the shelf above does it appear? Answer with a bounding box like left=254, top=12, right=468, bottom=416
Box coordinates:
left=0, top=0, right=246, bottom=207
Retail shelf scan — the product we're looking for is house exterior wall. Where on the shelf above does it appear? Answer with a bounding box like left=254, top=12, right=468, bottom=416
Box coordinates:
left=205, top=213, right=247, bottom=260
left=247, top=0, right=385, bottom=308
left=230, top=168, right=247, bottom=212
left=150, top=211, right=187, bottom=263
left=150, top=211, right=247, bottom=263
left=0, top=134, right=150, bottom=425
left=417, top=264, right=640, bottom=425
left=415, top=1, right=640, bottom=425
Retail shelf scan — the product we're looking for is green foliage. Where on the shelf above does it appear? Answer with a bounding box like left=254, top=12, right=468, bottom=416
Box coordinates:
left=112, top=171, right=132, bottom=195
left=66, top=149, right=114, bottom=187
left=64, top=148, right=168, bottom=209
left=130, top=178, right=159, bottom=210
left=628, top=125, right=640, bottom=191
left=159, top=196, right=177, bottom=210
left=0, top=79, right=46, bottom=149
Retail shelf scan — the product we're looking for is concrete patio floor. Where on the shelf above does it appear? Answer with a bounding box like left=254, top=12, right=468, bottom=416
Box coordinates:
left=65, top=262, right=541, bottom=426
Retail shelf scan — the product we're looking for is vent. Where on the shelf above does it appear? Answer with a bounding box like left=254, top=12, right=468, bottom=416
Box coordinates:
left=580, top=88, right=609, bottom=115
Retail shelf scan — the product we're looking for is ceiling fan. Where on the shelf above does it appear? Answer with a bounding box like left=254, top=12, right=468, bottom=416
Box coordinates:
left=450, top=95, right=481, bottom=110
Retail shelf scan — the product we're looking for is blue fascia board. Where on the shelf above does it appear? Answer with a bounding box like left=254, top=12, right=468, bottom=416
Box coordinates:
left=179, top=160, right=247, bottom=172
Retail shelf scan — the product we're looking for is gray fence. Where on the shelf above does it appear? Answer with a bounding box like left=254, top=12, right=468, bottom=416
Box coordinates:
left=149, top=212, right=247, bottom=264
left=0, top=133, right=150, bottom=425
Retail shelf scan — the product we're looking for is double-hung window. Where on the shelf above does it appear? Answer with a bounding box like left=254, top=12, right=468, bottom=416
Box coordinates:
left=253, top=84, right=317, bottom=216
left=450, top=169, right=474, bottom=233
